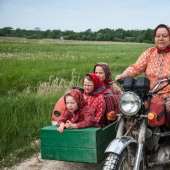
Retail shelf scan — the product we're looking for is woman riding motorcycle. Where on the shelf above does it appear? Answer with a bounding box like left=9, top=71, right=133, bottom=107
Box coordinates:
left=102, top=24, right=170, bottom=170
left=115, top=23, right=170, bottom=130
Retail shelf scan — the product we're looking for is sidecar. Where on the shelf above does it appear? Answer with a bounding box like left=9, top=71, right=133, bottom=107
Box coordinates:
left=40, top=121, right=117, bottom=163
left=40, top=87, right=118, bottom=164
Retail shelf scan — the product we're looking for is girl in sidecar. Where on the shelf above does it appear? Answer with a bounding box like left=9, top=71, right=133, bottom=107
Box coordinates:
left=57, top=89, right=98, bottom=133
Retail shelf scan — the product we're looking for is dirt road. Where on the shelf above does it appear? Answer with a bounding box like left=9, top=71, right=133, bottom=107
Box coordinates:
left=4, top=152, right=104, bottom=170
left=3, top=153, right=164, bottom=170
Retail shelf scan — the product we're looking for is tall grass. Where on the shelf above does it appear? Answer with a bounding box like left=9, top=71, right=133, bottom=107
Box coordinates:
left=0, top=37, right=154, bottom=167
left=0, top=76, right=71, bottom=166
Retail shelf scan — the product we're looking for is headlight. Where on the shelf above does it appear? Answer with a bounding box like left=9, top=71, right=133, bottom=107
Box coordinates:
left=118, top=92, right=141, bottom=116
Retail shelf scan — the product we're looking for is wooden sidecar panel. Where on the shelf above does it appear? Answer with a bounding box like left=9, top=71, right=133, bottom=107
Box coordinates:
left=40, top=121, right=117, bottom=163
left=51, top=96, right=66, bottom=123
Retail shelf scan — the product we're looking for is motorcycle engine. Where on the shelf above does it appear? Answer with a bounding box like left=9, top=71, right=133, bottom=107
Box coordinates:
left=145, top=127, right=160, bottom=150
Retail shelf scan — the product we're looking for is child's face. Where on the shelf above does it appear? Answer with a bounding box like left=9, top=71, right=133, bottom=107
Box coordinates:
left=83, top=78, right=94, bottom=94
left=65, top=95, right=78, bottom=112
left=95, top=66, right=106, bottom=81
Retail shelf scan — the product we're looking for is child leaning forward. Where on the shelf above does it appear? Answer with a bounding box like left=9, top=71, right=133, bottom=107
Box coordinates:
left=57, top=89, right=98, bottom=133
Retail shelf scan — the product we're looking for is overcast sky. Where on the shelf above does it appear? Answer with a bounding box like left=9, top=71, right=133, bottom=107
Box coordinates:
left=0, top=0, right=170, bottom=32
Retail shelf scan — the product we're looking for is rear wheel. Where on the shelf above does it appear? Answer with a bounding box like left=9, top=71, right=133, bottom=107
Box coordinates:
left=102, top=147, right=145, bottom=170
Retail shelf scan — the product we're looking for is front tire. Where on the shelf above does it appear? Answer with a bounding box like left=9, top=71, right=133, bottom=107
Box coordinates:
left=102, top=147, right=145, bottom=170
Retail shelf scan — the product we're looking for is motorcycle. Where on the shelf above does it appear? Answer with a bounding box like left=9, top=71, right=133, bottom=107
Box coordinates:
left=102, top=77, right=170, bottom=170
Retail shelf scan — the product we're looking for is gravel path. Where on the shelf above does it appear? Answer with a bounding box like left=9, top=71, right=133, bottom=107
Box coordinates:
left=2, top=152, right=164, bottom=170
left=3, top=152, right=105, bottom=170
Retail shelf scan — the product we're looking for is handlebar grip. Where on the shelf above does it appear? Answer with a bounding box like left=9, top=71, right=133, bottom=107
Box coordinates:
left=116, top=78, right=125, bottom=84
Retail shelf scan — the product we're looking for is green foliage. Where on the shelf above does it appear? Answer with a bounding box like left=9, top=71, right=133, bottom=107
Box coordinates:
left=0, top=94, right=54, bottom=159
left=0, top=26, right=155, bottom=43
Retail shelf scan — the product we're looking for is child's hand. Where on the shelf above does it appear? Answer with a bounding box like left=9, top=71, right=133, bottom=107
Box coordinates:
left=65, top=120, right=72, bottom=129
left=65, top=120, right=77, bottom=129
left=57, top=123, right=65, bottom=133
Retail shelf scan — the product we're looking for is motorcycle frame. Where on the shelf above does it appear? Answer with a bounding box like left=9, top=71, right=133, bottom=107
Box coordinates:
left=105, top=113, right=148, bottom=170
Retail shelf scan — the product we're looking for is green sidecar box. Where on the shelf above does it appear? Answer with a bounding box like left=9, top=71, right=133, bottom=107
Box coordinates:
left=40, top=121, right=117, bottom=164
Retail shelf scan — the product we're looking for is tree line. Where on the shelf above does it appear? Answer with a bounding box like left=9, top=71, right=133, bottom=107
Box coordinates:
left=0, top=27, right=154, bottom=43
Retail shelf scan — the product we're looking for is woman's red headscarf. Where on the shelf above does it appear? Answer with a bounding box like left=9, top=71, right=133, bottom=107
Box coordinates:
left=83, top=73, right=107, bottom=96
left=93, top=62, right=113, bottom=88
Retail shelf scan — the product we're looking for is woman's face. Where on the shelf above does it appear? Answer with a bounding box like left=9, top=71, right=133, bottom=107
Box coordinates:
left=65, top=95, right=78, bottom=112
left=95, top=66, right=106, bottom=81
left=155, top=27, right=170, bottom=50
left=83, top=78, right=94, bottom=94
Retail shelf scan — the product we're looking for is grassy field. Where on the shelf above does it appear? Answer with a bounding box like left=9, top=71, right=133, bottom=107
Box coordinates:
left=0, top=37, right=154, bottom=167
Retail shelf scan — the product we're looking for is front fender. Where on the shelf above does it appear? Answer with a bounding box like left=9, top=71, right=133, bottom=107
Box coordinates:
left=105, top=136, right=137, bottom=155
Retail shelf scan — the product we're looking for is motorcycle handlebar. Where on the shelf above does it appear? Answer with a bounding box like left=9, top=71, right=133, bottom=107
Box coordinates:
left=116, top=78, right=125, bottom=85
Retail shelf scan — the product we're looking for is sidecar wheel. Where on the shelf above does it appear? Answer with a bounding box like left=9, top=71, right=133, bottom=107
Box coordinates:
left=102, top=147, right=145, bottom=170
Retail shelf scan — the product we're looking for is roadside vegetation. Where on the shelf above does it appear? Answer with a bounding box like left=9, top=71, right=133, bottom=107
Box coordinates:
left=0, top=37, right=153, bottom=167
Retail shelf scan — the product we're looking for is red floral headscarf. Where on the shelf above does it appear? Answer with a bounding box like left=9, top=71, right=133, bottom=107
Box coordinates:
left=93, top=62, right=113, bottom=88
left=83, top=73, right=107, bottom=96
left=64, top=89, right=86, bottom=108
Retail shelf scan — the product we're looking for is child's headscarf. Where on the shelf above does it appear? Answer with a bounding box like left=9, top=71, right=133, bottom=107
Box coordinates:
left=83, top=73, right=107, bottom=96
left=64, top=89, right=86, bottom=108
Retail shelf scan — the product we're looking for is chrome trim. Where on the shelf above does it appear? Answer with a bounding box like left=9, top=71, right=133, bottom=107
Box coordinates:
left=133, top=143, right=143, bottom=170
left=105, top=136, right=136, bottom=155
left=118, top=91, right=141, bottom=116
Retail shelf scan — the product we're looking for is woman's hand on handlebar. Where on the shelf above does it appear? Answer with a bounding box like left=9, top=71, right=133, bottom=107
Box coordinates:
left=115, top=71, right=132, bottom=81
left=115, top=74, right=124, bottom=81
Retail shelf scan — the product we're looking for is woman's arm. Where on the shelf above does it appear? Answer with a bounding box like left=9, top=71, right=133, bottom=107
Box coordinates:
left=115, top=70, right=132, bottom=81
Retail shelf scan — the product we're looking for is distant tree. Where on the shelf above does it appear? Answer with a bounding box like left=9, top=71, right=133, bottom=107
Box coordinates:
left=1, top=27, right=13, bottom=36
left=52, top=29, right=61, bottom=39
left=87, top=34, right=92, bottom=40
left=44, top=29, right=52, bottom=38
left=143, top=29, right=154, bottom=43
left=35, top=27, right=41, bottom=31
left=85, top=29, right=93, bottom=35
left=0, top=26, right=155, bottom=43
left=15, top=28, right=22, bottom=37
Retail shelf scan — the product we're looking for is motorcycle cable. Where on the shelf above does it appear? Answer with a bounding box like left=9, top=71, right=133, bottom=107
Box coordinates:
left=149, top=81, right=170, bottom=95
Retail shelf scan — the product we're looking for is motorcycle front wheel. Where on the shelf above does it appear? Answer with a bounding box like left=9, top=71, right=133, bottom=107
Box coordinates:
left=102, top=147, right=145, bottom=170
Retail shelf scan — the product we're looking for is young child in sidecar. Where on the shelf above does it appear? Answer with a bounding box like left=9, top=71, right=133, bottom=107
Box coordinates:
left=57, top=88, right=99, bottom=133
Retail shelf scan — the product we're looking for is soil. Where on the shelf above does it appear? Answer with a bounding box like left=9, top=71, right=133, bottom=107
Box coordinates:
left=2, top=152, right=164, bottom=170
left=3, top=152, right=105, bottom=170
left=3, top=152, right=166, bottom=170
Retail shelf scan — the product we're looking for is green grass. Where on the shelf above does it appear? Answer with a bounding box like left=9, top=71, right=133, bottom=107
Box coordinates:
left=0, top=37, right=154, bottom=167
left=0, top=39, right=153, bottom=96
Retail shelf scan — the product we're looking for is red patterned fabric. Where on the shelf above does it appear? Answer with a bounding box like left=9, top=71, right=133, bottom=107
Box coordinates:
left=58, top=89, right=98, bottom=128
left=156, top=46, right=170, bottom=53
left=83, top=73, right=106, bottom=126
left=103, top=89, right=121, bottom=114
left=93, top=63, right=122, bottom=117
left=83, top=93, right=106, bottom=127
left=126, top=46, right=170, bottom=99
left=83, top=73, right=121, bottom=127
